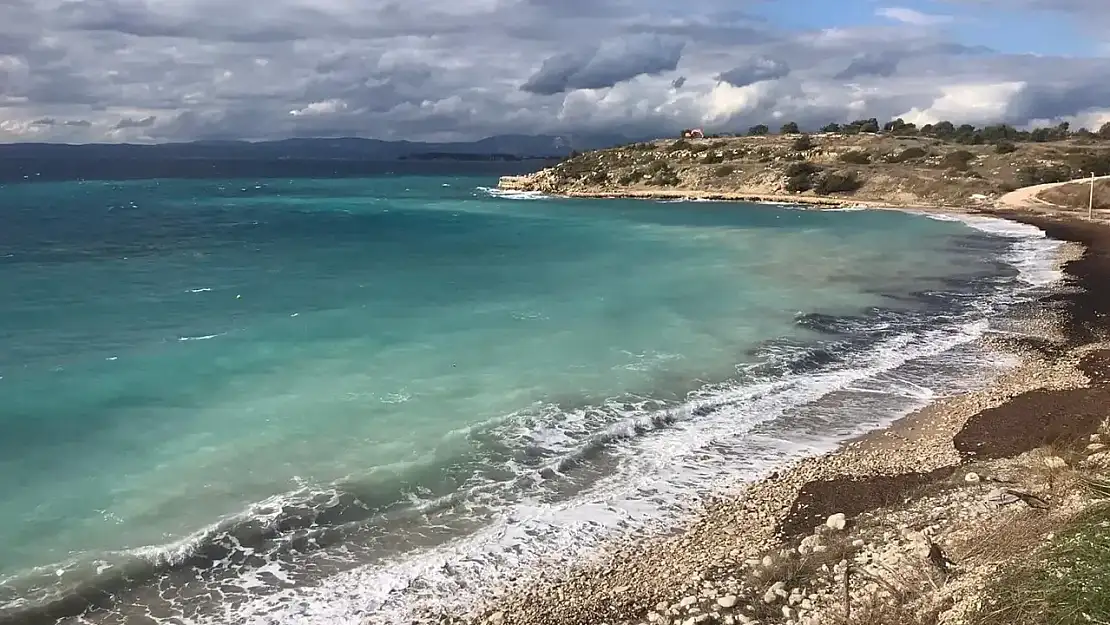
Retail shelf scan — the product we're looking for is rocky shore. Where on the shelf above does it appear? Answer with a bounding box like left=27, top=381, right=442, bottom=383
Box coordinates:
left=390, top=209, right=1110, bottom=625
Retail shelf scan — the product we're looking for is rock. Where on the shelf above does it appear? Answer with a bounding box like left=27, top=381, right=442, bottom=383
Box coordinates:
left=763, top=590, right=778, bottom=604
left=826, top=513, right=847, bottom=531
left=1043, top=456, right=1067, bottom=470
left=717, top=595, right=739, bottom=609
left=1092, top=433, right=1103, bottom=443
left=761, top=556, right=774, bottom=567
left=852, top=539, right=865, bottom=548
left=1087, top=443, right=1107, bottom=453
left=964, top=472, right=981, bottom=483
left=488, top=612, right=504, bottom=624
left=782, top=606, right=794, bottom=619
left=679, top=596, right=698, bottom=608
left=986, top=488, right=1020, bottom=506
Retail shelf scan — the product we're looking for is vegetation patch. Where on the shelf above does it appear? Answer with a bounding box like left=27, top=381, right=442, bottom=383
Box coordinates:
left=838, top=151, right=872, bottom=165
left=969, top=504, right=1110, bottom=625
left=815, top=170, right=863, bottom=194
left=885, top=147, right=928, bottom=163
left=713, top=165, right=736, bottom=178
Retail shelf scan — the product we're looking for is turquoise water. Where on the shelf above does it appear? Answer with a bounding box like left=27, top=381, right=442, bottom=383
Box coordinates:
left=0, top=177, right=1056, bottom=624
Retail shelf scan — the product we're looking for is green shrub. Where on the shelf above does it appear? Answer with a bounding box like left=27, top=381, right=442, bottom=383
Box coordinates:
left=994, top=141, right=1018, bottom=154
left=584, top=170, right=609, bottom=184
left=814, top=170, right=862, bottom=194
left=940, top=150, right=976, bottom=170
left=701, top=152, right=724, bottom=164
left=792, top=134, right=815, bottom=151
left=668, top=139, right=692, bottom=152
left=618, top=170, right=642, bottom=185
left=785, top=162, right=820, bottom=178
left=885, top=147, right=928, bottom=163
left=838, top=151, right=871, bottom=164
left=1016, top=165, right=1071, bottom=186
left=784, top=162, right=821, bottom=192
left=713, top=165, right=736, bottom=177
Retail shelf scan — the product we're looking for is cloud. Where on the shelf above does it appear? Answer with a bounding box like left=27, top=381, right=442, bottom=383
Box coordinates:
left=716, top=57, right=790, bottom=87
left=113, top=115, right=157, bottom=129
left=289, top=99, right=348, bottom=117
left=876, top=7, right=953, bottom=26
left=520, top=35, right=685, bottom=95
left=0, top=0, right=1106, bottom=143
left=835, top=53, right=901, bottom=80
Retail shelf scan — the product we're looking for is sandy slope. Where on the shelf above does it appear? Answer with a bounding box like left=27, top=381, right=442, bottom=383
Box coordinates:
left=997, top=173, right=1110, bottom=214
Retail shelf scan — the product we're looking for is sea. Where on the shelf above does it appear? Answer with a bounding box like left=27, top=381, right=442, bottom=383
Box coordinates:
left=0, top=165, right=1063, bottom=625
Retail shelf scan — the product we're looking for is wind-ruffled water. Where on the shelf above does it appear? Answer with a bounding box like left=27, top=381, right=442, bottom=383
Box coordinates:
left=0, top=176, right=1060, bottom=624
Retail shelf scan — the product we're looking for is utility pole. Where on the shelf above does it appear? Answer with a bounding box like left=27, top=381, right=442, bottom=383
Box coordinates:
left=1090, top=171, right=1096, bottom=220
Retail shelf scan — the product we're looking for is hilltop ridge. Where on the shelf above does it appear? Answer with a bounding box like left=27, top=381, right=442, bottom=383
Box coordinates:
left=499, top=130, right=1110, bottom=208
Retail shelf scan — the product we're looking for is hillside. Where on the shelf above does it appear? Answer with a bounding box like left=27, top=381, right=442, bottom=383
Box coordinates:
left=1039, top=178, right=1110, bottom=213
left=499, top=132, right=1110, bottom=208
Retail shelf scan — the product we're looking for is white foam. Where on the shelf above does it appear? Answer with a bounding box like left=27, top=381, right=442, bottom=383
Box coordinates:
left=474, top=186, right=551, bottom=200
left=215, top=316, right=1006, bottom=625
left=197, top=209, right=1068, bottom=625
left=177, top=334, right=223, bottom=342
left=910, top=211, right=1064, bottom=287
left=187, top=288, right=213, bottom=293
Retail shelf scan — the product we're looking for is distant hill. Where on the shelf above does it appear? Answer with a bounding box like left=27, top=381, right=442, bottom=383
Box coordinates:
left=0, top=133, right=636, bottom=161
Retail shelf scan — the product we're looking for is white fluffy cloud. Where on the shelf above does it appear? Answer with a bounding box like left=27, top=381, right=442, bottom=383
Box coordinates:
left=0, top=0, right=1106, bottom=143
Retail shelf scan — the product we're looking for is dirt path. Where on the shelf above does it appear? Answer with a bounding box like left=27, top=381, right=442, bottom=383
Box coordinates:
left=997, top=174, right=1110, bottom=215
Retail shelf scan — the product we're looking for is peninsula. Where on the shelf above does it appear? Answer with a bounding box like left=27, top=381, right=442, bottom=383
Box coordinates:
left=498, top=122, right=1110, bottom=212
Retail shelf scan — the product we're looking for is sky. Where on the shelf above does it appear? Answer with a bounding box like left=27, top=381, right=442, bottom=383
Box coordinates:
left=2, top=0, right=1110, bottom=143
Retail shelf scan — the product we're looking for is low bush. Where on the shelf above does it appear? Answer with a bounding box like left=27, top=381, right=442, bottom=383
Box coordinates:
left=668, top=139, right=692, bottom=152
left=940, top=150, right=976, bottom=170
left=701, top=152, right=725, bottom=164
left=838, top=151, right=871, bottom=164
left=815, top=170, right=863, bottom=194
left=994, top=141, right=1018, bottom=154
left=713, top=165, right=736, bottom=177
left=885, top=147, right=928, bottom=163
left=792, top=134, right=815, bottom=151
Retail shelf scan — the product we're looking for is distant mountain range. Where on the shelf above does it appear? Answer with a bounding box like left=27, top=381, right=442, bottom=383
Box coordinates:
left=0, top=133, right=637, bottom=161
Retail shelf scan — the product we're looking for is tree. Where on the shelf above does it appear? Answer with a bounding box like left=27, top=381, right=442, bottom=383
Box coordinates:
left=748, top=124, right=770, bottom=136
left=1099, top=122, right=1110, bottom=139
left=821, top=123, right=842, bottom=133
left=780, top=121, right=800, bottom=134
left=931, top=121, right=956, bottom=137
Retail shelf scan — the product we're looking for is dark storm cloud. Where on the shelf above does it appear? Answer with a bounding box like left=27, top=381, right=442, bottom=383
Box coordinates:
left=716, top=57, right=790, bottom=87
left=834, top=53, right=900, bottom=80
left=1, top=0, right=1109, bottom=143
left=114, top=115, right=156, bottom=129
left=520, top=35, right=684, bottom=95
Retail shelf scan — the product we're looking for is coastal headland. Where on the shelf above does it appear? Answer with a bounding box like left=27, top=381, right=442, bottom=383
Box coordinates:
left=423, top=136, right=1110, bottom=625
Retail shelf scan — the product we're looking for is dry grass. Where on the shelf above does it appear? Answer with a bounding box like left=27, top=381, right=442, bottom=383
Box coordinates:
left=1040, top=178, right=1110, bottom=212
left=966, top=503, right=1110, bottom=625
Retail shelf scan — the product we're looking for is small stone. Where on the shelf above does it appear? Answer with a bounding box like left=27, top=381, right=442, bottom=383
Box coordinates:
left=782, top=606, right=794, bottom=619
left=1087, top=443, right=1107, bottom=453
left=1043, top=456, right=1067, bottom=470
left=826, top=513, right=847, bottom=531
left=717, top=595, right=739, bottom=609
left=488, top=612, right=504, bottom=624
left=852, top=539, right=865, bottom=548
left=761, top=556, right=774, bottom=567
left=763, top=590, right=778, bottom=604
left=679, top=596, right=698, bottom=608
left=964, top=472, right=981, bottom=484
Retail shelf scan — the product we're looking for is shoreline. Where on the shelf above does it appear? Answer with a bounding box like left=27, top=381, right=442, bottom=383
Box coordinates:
left=420, top=204, right=1110, bottom=625
left=495, top=176, right=983, bottom=212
